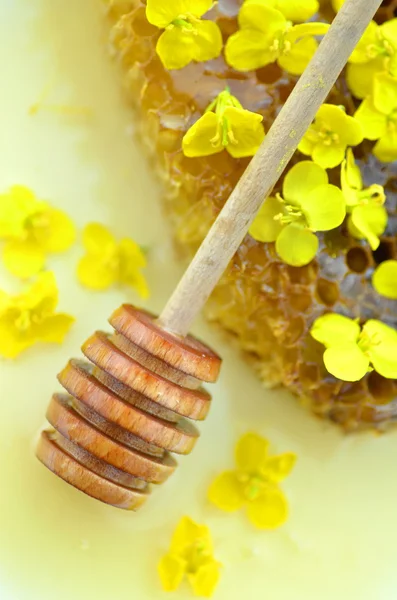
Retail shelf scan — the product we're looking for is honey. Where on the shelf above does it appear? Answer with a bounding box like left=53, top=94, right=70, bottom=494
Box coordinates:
left=103, top=0, right=397, bottom=430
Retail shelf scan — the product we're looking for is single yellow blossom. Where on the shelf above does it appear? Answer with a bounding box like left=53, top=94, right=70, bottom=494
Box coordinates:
left=158, top=516, right=221, bottom=597
left=0, top=185, right=75, bottom=279
left=182, top=87, right=265, bottom=158
left=249, top=161, right=346, bottom=266
left=145, top=0, right=222, bottom=70
left=208, top=432, right=296, bottom=529
left=77, top=223, right=149, bottom=296
left=0, top=272, right=74, bottom=359
left=373, top=260, right=397, bottom=300
left=354, top=72, right=397, bottom=163
left=261, top=0, right=319, bottom=22
left=298, top=104, right=363, bottom=169
left=347, top=19, right=397, bottom=99
left=311, top=313, right=397, bottom=381
left=225, top=1, right=329, bottom=75
left=341, top=149, right=387, bottom=251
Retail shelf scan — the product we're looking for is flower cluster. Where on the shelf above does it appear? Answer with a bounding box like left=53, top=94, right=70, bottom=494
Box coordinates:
left=182, top=88, right=265, bottom=158
left=311, top=314, right=397, bottom=382
left=0, top=272, right=74, bottom=359
left=208, top=432, right=296, bottom=529
left=249, top=161, right=346, bottom=266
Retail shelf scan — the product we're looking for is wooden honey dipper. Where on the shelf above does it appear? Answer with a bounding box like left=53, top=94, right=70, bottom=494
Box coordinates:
left=36, top=0, right=382, bottom=510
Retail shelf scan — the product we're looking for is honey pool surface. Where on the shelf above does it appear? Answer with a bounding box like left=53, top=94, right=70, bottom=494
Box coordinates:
left=2, top=1, right=397, bottom=599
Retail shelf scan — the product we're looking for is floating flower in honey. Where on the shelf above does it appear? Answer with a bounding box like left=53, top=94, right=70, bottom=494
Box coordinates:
left=298, top=104, right=363, bottom=169
left=158, top=516, right=221, bottom=597
left=373, top=260, right=397, bottom=300
left=311, top=314, right=397, bottom=382
left=145, top=0, right=222, bottom=70
left=354, top=72, right=397, bottom=163
left=225, top=2, right=328, bottom=75
left=0, top=185, right=75, bottom=279
left=347, top=19, right=397, bottom=99
left=208, top=432, right=296, bottom=530
left=77, top=223, right=149, bottom=297
left=0, top=272, right=74, bottom=359
left=249, top=161, right=346, bottom=267
left=182, top=88, right=265, bottom=158
left=341, top=149, right=387, bottom=251
left=261, top=0, right=319, bottom=22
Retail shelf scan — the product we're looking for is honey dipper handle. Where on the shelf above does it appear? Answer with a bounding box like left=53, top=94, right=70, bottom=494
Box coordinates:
left=159, top=0, right=382, bottom=337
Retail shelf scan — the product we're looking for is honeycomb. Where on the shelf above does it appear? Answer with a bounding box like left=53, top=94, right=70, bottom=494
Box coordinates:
left=104, top=0, right=397, bottom=431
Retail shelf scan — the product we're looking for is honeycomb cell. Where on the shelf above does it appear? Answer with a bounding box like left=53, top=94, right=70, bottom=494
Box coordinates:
left=104, top=0, right=397, bottom=431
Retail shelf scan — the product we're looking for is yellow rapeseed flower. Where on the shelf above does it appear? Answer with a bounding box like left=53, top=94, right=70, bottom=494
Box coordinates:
left=341, top=149, right=387, bottom=251
left=0, top=185, right=75, bottom=279
left=0, top=272, right=74, bottom=359
left=373, top=260, right=397, bottom=300
left=146, top=0, right=222, bottom=70
left=158, top=516, right=221, bottom=597
left=208, top=432, right=296, bottom=529
left=182, top=88, right=265, bottom=158
left=311, top=314, right=397, bottom=382
left=298, top=104, right=363, bottom=169
left=225, top=1, right=329, bottom=75
left=249, top=161, right=346, bottom=266
left=354, top=72, right=397, bottom=163
left=77, top=223, right=149, bottom=297
left=347, top=19, right=397, bottom=99
left=261, top=0, right=319, bottom=22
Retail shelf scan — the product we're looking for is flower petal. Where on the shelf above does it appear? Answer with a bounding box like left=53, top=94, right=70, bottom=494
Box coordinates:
left=170, top=516, right=213, bottom=555
left=275, top=0, right=319, bottom=22
left=297, top=135, right=315, bottom=157
left=82, top=223, right=116, bottom=255
left=283, top=161, right=328, bottom=206
left=0, top=320, right=34, bottom=359
left=77, top=255, right=116, bottom=291
left=249, top=196, right=285, bottom=243
left=236, top=432, right=269, bottom=472
left=2, top=239, right=45, bottom=278
left=278, top=35, right=318, bottom=75
left=32, top=314, right=75, bottom=344
left=263, top=452, right=296, bottom=483
left=188, top=559, right=221, bottom=597
left=239, top=2, right=286, bottom=35
left=346, top=58, right=384, bottom=100
left=364, top=320, right=397, bottom=379
left=380, top=18, right=397, bottom=46
left=373, top=131, right=397, bottom=164
left=146, top=0, right=214, bottom=28
left=354, top=98, right=387, bottom=141
left=323, top=343, right=370, bottom=381
left=310, top=313, right=361, bottom=347
left=246, top=486, right=288, bottom=529
left=156, top=28, right=196, bottom=70
left=373, top=72, right=397, bottom=115
left=208, top=471, right=245, bottom=512
left=183, top=112, right=223, bottom=158
left=373, top=260, right=397, bottom=300
left=192, top=20, right=223, bottom=63
left=36, top=208, right=76, bottom=253
left=301, top=184, right=346, bottom=232
left=276, top=223, right=318, bottom=267
left=224, top=106, right=265, bottom=158
left=285, top=22, right=329, bottom=44
left=349, top=204, right=388, bottom=250
left=312, top=143, right=346, bottom=169
left=225, top=29, right=277, bottom=72
left=341, top=149, right=363, bottom=207
left=158, top=553, right=186, bottom=592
